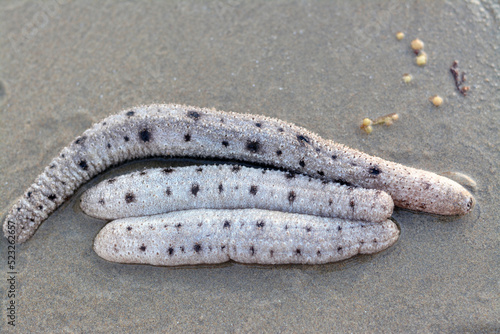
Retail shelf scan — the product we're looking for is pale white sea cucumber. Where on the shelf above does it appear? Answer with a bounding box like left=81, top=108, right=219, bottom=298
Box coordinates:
left=93, top=209, right=400, bottom=266
left=80, top=165, right=394, bottom=222
left=3, top=104, right=474, bottom=243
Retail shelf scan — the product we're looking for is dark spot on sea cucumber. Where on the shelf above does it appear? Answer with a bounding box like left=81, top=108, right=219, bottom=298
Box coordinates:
left=317, top=250, right=321, bottom=256
left=223, top=221, right=231, bottom=229
left=191, top=183, right=200, bottom=196
left=350, top=162, right=357, bottom=167
left=126, top=111, right=135, bottom=116
left=270, top=250, right=274, bottom=257
left=37, top=205, right=43, bottom=210
left=193, top=243, right=202, bottom=253
left=79, top=160, right=89, bottom=170
left=184, top=133, right=191, bottom=142
left=124, top=136, right=130, bottom=142
left=166, top=187, right=172, bottom=196
left=125, top=193, right=136, bottom=203
left=255, top=122, right=262, bottom=127
left=107, top=178, right=116, bottom=184
left=197, top=222, right=203, bottom=227
left=196, top=167, right=203, bottom=172
left=168, top=247, right=174, bottom=256
left=139, top=171, right=147, bottom=176
left=249, top=185, right=258, bottom=195
left=98, top=199, right=105, bottom=205
left=246, top=140, right=261, bottom=153
left=288, top=191, right=296, bottom=204
left=337, top=225, right=342, bottom=231
left=50, top=164, right=56, bottom=169
left=218, top=183, right=224, bottom=193
left=256, top=221, right=265, bottom=228
left=332, top=155, right=337, bottom=160
left=285, top=225, right=288, bottom=230
left=139, top=129, right=151, bottom=142
left=423, top=182, right=431, bottom=190
left=369, top=166, right=381, bottom=176
left=180, top=246, right=185, bottom=252
left=61, top=154, right=65, bottom=158
left=222, top=140, right=229, bottom=147
left=285, top=171, right=295, bottom=179
left=305, top=226, right=312, bottom=232
left=337, top=247, right=342, bottom=252
left=232, top=165, right=241, bottom=173
left=250, top=246, right=255, bottom=255
left=187, top=110, right=201, bottom=120
left=349, top=199, right=355, bottom=208
left=74, top=136, right=87, bottom=145
left=296, top=249, right=301, bottom=255
left=276, top=150, right=283, bottom=156
left=373, top=239, right=377, bottom=243
left=317, top=170, right=325, bottom=176
left=161, top=168, right=175, bottom=175
left=47, top=194, right=57, bottom=201
left=127, top=226, right=132, bottom=231
left=176, top=223, right=182, bottom=228
left=221, top=245, right=226, bottom=250
left=316, top=148, right=321, bottom=152
left=296, top=134, right=310, bottom=145
left=299, top=160, right=306, bottom=168
left=328, top=199, right=333, bottom=206
left=277, top=127, right=284, bottom=132
left=107, top=143, right=111, bottom=149
left=139, top=244, right=146, bottom=251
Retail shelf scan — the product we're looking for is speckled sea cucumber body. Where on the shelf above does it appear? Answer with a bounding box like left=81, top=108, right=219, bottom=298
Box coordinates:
left=80, top=165, right=394, bottom=222
left=3, top=104, right=474, bottom=243
left=93, top=209, right=400, bottom=266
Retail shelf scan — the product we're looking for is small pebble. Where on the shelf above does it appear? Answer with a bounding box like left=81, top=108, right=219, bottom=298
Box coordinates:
left=430, top=95, right=443, bottom=107
left=396, top=32, right=405, bottom=40
left=402, top=73, right=413, bottom=83
left=416, top=51, right=427, bottom=66
left=411, top=38, right=424, bottom=52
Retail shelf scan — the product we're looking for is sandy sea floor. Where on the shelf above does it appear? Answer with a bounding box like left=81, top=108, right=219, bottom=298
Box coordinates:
left=0, top=1, right=499, bottom=333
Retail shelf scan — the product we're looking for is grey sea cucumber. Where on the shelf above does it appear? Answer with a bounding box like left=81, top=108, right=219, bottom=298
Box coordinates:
left=93, top=209, right=400, bottom=266
left=3, top=104, right=474, bottom=243
left=80, top=165, right=393, bottom=222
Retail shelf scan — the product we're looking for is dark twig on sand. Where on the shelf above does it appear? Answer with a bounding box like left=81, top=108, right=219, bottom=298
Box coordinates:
left=450, top=61, right=470, bottom=96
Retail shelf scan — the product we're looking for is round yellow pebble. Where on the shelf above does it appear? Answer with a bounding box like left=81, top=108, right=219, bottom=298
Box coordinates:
left=411, top=38, right=424, bottom=51
left=402, top=73, right=412, bottom=83
left=430, top=95, right=443, bottom=107
left=364, top=125, right=373, bottom=134
left=362, top=118, right=372, bottom=126
left=416, top=51, right=427, bottom=66
left=396, top=32, right=405, bottom=40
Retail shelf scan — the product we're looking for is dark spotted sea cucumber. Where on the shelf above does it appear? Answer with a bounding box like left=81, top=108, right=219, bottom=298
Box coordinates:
left=80, top=164, right=393, bottom=222
left=3, top=104, right=474, bottom=243
left=93, top=209, right=400, bottom=266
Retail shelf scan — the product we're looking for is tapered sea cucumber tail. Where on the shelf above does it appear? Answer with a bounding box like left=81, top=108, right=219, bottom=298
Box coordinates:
left=333, top=150, right=475, bottom=216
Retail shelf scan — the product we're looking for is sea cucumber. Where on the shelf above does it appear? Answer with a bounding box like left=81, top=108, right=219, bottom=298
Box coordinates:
left=3, top=104, right=474, bottom=243
left=80, top=165, right=393, bottom=222
left=93, top=209, right=400, bottom=266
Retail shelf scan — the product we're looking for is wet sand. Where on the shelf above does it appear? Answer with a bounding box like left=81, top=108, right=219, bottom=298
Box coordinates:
left=1, top=1, right=498, bottom=332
